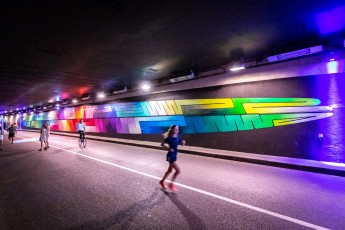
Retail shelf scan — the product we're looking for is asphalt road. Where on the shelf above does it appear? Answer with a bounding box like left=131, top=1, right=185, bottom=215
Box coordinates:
left=0, top=131, right=344, bottom=230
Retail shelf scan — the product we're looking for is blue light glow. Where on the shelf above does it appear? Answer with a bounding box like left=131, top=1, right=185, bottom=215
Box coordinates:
left=316, top=6, right=345, bottom=34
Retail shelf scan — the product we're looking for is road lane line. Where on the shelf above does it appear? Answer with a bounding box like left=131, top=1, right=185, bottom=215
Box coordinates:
left=17, top=135, right=329, bottom=230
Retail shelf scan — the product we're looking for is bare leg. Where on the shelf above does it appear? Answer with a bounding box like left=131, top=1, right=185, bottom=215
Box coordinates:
left=39, top=141, right=43, bottom=151
left=160, top=164, right=173, bottom=188
left=46, top=140, right=49, bottom=148
left=171, top=162, right=181, bottom=182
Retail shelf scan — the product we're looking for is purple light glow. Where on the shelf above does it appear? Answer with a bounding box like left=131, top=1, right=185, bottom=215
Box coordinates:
left=316, top=6, right=345, bottom=34
left=327, top=61, right=339, bottom=73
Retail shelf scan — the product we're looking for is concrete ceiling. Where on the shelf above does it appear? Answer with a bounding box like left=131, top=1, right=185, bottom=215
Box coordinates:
left=1, top=0, right=345, bottom=111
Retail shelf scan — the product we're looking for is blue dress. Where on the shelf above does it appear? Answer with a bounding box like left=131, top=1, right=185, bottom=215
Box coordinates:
left=163, top=136, right=182, bottom=163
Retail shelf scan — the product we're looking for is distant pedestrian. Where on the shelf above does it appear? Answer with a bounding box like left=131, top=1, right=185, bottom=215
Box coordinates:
left=159, top=124, right=186, bottom=191
left=13, top=122, right=18, bottom=135
left=0, top=125, right=4, bottom=151
left=7, top=124, right=15, bottom=144
left=46, top=122, right=50, bottom=148
left=39, top=123, right=48, bottom=151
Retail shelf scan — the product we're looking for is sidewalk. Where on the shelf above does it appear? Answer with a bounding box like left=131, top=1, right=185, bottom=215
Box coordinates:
left=21, top=129, right=345, bottom=177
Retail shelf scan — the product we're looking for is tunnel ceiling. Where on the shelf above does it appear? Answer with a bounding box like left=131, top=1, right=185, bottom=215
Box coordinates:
left=1, top=0, right=345, bottom=111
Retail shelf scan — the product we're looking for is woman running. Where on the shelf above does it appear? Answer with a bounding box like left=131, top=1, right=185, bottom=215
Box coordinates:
left=159, top=125, right=186, bottom=191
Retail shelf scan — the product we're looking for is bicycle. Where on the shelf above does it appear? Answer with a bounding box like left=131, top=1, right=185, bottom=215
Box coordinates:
left=78, top=131, right=87, bottom=148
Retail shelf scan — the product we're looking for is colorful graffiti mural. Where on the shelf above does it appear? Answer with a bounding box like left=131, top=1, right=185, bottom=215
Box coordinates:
left=17, top=98, right=333, bottom=134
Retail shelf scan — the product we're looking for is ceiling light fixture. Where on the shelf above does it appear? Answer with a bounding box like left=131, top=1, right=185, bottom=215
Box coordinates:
left=97, top=92, right=106, bottom=98
left=72, top=99, right=78, bottom=103
left=230, top=66, right=245, bottom=71
left=267, top=45, right=323, bottom=62
left=141, top=82, right=151, bottom=91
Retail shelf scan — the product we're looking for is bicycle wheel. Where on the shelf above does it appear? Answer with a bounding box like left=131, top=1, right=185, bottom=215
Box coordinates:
left=83, top=138, right=87, bottom=148
left=78, top=139, right=82, bottom=147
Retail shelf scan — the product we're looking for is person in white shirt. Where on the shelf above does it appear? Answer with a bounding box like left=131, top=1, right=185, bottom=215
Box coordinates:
left=39, top=123, right=48, bottom=151
left=76, top=119, right=86, bottom=141
left=46, top=122, right=50, bottom=148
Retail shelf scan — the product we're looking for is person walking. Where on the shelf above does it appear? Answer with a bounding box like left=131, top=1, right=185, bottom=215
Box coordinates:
left=46, top=122, right=50, bottom=148
left=39, top=123, right=48, bottom=151
left=7, top=124, right=15, bottom=144
left=159, top=124, right=186, bottom=191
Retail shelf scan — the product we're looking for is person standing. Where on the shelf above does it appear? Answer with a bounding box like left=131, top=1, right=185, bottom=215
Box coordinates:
left=0, top=125, right=4, bottom=151
left=46, top=122, right=50, bottom=148
left=39, top=123, right=48, bottom=151
left=159, top=125, right=186, bottom=191
left=7, top=124, right=15, bottom=144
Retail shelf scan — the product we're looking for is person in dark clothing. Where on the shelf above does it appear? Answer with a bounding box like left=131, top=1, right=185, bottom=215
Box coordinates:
left=7, top=124, right=15, bottom=144
left=159, top=124, right=186, bottom=191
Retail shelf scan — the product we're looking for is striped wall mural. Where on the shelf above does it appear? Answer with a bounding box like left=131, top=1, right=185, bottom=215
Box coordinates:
left=19, top=98, right=333, bottom=134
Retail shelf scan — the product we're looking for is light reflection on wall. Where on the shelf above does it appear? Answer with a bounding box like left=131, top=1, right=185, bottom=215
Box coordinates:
left=327, top=61, right=339, bottom=74
left=313, top=74, right=345, bottom=162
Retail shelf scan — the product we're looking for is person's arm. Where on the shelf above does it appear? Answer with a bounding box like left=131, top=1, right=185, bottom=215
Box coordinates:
left=161, top=139, right=173, bottom=152
left=179, top=137, right=186, bottom=146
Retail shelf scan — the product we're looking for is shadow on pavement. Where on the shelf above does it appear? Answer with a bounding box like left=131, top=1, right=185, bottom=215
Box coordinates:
left=162, top=189, right=207, bottom=230
left=66, top=188, right=167, bottom=229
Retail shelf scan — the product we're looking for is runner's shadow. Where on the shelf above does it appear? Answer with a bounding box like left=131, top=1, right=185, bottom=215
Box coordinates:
left=163, top=190, right=207, bottom=230
left=67, top=188, right=167, bottom=230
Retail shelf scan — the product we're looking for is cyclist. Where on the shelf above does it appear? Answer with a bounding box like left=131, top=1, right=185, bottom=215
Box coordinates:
left=76, top=119, right=86, bottom=144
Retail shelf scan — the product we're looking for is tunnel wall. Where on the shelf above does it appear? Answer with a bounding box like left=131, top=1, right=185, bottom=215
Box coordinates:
left=18, top=73, right=345, bottom=163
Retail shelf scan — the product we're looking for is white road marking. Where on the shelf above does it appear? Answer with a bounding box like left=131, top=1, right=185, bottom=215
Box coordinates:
left=13, top=138, right=38, bottom=144
left=17, top=135, right=329, bottom=230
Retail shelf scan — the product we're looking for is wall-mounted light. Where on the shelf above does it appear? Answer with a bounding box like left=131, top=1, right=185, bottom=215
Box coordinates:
left=229, top=58, right=246, bottom=72
left=141, top=82, right=151, bottom=91
left=327, top=60, right=339, bottom=74
left=230, top=66, right=245, bottom=71
left=97, top=92, right=106, bottom=98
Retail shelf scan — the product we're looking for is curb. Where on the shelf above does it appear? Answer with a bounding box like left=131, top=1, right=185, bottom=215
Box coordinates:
left=21, top=130, right=345, bottom=177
